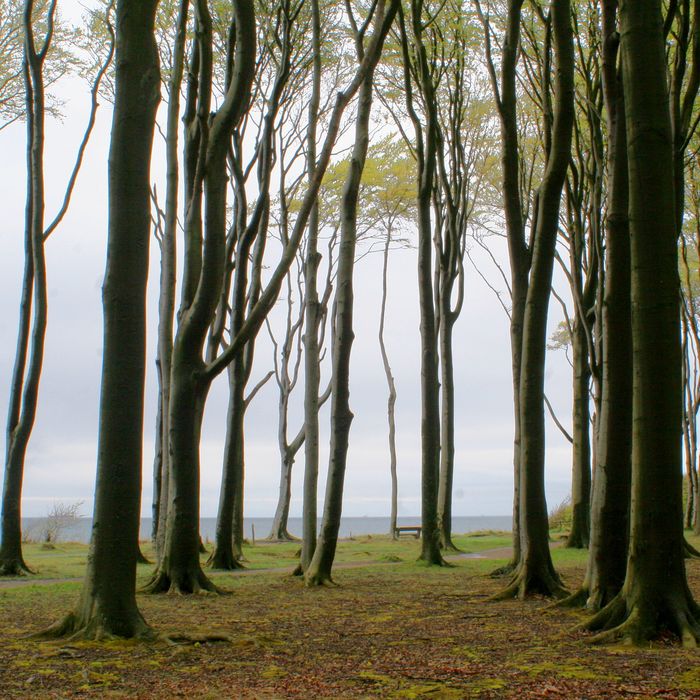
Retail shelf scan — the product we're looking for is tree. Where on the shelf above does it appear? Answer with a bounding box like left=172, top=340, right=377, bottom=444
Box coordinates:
left=583, top=0, right=700, bottom=645
left=558, top=0, right=632, bottom=610
left=304, top=0, right=400, bottom=586
left=556, top=4, right=603, bottom=550
left=41, top=0, right=160, bottom=639
left=151, top=0, right=190, bottom=556
left=206, top=0, right=303, bottom=571
left=144, top=0, right=257, bottom=592
left=397, top=0, right=445, bottom=566
left=0, top=0, right=77, bottom=130
left=0, top=0, right=112, bottom=577
left=477, top=0, right=574, bottom=598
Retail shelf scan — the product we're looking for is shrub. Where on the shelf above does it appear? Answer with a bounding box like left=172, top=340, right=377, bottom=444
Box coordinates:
left=548, top=495, right=572, bottom=532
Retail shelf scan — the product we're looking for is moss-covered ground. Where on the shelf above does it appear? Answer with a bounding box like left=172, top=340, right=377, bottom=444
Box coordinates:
left=0, top=532, right=699, bottom=698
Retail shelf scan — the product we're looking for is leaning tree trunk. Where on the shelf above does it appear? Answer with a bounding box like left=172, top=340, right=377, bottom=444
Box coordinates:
left=583, top=0, right=700, bottom=646
left=495, top=0, right=574, bottom=601
left=305, top=66, right=377, bottom=587
left=42, top=0, right=160, bottom=638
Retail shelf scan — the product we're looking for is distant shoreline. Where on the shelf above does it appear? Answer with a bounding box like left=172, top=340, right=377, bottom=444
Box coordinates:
left=21, top=514, right=512, bottom=544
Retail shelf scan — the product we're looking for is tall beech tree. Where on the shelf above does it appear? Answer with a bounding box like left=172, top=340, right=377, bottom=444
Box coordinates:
left=476, top=0, right=574, bottom=596
left=474, top=0, right=529, bottom=574
left=151, top=0, right=190, bottom=555
left=397, top=0, right=445, bottom=566
left=304, top=0, right=400, bottom=586
left=492, top=0, right=574, bottom=599
left=0, top=0, right=112, bottom=576
left=558, top=0, right=632, bottom=610
left=42, top=0, right=159, bottom=639
left=583, top=0, right=700, bottom=645
left=555, top=8, right=603, bottom=549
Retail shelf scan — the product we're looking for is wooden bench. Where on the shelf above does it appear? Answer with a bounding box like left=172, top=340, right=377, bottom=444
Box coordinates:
left=394, top=526, right=422, bottom=539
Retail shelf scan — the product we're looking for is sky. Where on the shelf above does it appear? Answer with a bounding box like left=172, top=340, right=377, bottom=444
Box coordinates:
left=0, top=1, right=576, bottom=521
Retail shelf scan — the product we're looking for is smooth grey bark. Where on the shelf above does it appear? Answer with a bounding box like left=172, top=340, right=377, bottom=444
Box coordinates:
left=42, top=0, right=159, bottom=638
left=208, top=4, right=295, bottom=570
left=583, top=0, right=700, bottom=646
left=566, top=311, right=591, bottom=548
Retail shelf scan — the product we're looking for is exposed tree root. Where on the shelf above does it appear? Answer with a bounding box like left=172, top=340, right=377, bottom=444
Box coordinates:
left=549, top=585, right=589, bottom=610
left=206, top=548, right=246, bottom=571
left=491, top=563, right=567, bottom=601
left=304, top=571, right=337, bottom=587
left=684, top=538, right=700, bottom=559
left=580, top=591, right=700, bottom=648
left=489, top=559, right=517, bottom=578
left=439, top=538, right=463, bottom=554
left=0, top=557, right=34, bottom=576
left=141, top=567, right=223, bottom=595
left=266, top=530, right=299, bottom=543
left=34, top=611, right=156, bottom=642
left=165, top=632, right=232, bottom=645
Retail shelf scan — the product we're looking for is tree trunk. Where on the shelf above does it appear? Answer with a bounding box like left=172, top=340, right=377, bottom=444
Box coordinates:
left=298, top=0, right=323, bottom=575
left=378, top=233, right=399, bottom=538
left=207, top=359, right=247, bottom=570
left=566, top=313, right=591, bottom=548
left=495, top=0, right=574, bottom=600
left=438, top=312, right=459, bottom=552
left=152, top=0, right=189, bottom=557
left=269, top=453, right=296, bottom=541
left=305, top=65, right=376, bottom=586
left=558, top=0, right=632, bottom=611
left=0, top=1, right=55, bottom=577
left=144, top=0, right=257, bottom=594
left=42, top=0, right=160, bottom=637
left=583, top=0, right=700, bottom=645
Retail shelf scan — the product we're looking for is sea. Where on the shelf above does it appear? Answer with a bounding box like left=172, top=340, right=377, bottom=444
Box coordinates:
left=21, top=515, right=512, bottom=544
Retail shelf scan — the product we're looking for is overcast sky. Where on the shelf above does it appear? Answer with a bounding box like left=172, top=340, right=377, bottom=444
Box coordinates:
left=0, top=1, right=575, bottom=521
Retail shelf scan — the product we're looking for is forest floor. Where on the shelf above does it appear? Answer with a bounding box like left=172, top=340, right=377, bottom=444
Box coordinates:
left=0, top=532, right=699, bottom=699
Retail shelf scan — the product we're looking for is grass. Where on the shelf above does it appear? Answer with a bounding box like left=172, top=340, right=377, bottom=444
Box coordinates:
left=9, top=531, right=515, bottom=581
left=0, top=534, right=698, bottom=698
